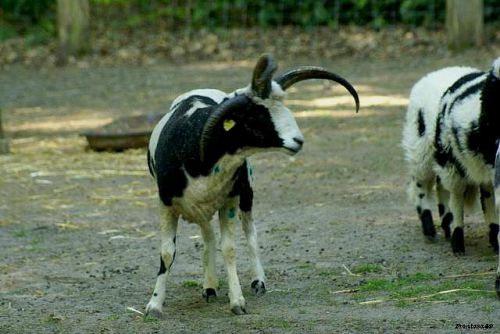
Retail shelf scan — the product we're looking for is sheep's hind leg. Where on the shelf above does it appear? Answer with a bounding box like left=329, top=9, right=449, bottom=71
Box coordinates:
left=480, top=184, right=499, bottom=252
left=449, top=187, right=466, bottom=255
left=412, top=177, right=437, bottom=240
left=199, top=221, right=218, bottom=302
left=219, top=197, right=246, bottom=315
left=145, top=204, right=179, bottom=317
left=436, top=176, right=452, bottom=239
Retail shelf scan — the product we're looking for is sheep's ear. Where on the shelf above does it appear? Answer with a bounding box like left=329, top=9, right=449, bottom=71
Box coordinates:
left=251, top=54, right=278, bottom=99
left=200, top=95, right=251, bottom=161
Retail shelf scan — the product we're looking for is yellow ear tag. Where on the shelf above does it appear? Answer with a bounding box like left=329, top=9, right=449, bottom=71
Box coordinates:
left=223, top=119, right=236, bottom=131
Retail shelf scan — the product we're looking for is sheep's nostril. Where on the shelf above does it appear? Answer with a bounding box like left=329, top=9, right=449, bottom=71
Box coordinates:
left=293, top=137, right=304, bottom=146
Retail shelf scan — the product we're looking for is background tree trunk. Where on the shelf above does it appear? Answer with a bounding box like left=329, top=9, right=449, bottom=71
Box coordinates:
left=446, top=0, right=484, bottom=50
left=57, top=0, right=90, bottom=65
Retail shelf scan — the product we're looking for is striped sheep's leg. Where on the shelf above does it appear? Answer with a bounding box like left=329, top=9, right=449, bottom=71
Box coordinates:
left=412, top=176, right=437, bottom=239
left=146, top=204, right=179, bottom=317
left=241, top=210, right=266, bottom=295
left=480, top=184, right=499, bottom=252
left=436, top=176, right=452, bottom=239
left=219, top=197, right=246, bottom=315
left=237, top=167, right=266, bottom=295
left=199, top=221, right=218, bottom=301
left=449, top=186, right=466, bottom=254
left=494, top=146, right=500, bottom=296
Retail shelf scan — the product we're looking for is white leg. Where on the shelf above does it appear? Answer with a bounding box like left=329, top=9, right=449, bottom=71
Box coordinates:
left=199, top=221, right=218, bottom=301
left=219, top=197, right=246, bottom=315
left=436, top=176, right=452, bottom=239
left=480, top=184, right=499, bottom=252
left=240, top=210, right=266, bottom=295
left=410, top=175, right=436, bottom=239
left=146, top=204, right=179, bottom=317
left=449, top=186, right=465, bottom=254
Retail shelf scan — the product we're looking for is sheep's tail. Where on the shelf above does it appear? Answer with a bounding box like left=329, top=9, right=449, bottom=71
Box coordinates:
left=464, top=185, right=479, bottom=210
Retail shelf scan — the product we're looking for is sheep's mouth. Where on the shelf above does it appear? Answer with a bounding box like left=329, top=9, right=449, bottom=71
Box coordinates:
left=283, top=146, right=301, bottom=155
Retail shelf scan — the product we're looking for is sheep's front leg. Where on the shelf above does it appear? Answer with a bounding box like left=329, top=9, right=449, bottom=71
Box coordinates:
left=449, top=187, right=465, bottom=254
left=436, top=176, right=452, bottom=239
left=219, top=197, right=246, bottom=315
left=145, top=204, right=179, bottom=317
left=241, top=210, right=266, bottom=295
left=480, top=184, right=499, bottom=252
left=199, top=221, right=218, bottom=301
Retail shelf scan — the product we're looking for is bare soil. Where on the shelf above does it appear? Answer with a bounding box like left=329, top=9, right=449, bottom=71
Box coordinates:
left=1, top=50, right=499, bottom=333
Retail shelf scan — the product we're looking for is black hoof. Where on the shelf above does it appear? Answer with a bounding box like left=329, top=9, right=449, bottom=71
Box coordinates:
left=451, top=227, right=465, bottom=255
left=251, top=280, right=266, bottom=296
left=441, top=212, right=453, bottom=240
left=420, top=209, right=436, bottom=238
left=231, top=305, right=247, bottom=315
left=496, top=277, right=500, bottom=298
left=489, top=224, right=499, bottom=252
left=202, top=288, right=217, bottom=303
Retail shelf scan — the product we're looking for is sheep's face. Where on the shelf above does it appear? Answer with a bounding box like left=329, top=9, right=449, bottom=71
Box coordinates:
left=219, top=85, right=304, bottom=155
left=248, top=84, right=304, bottom=154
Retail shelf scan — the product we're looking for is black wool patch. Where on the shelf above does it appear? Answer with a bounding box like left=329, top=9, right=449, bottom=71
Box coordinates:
left=147, top=149, right=155, bottom=177
left=447, top=81, right=484, bottom=115
left=417, top=109, right=426, bottom=136
left=438, top=204, right=445, bottom=216
left=489, top=223, right=499, bottom=252
left=443, top=71, right=484, bottom=96
left=420, top=209, right=436, bottom=237
left=229, top=161, right=254, bottom=212
left=158, top=256, right=167, bottom=275
left=441, top=212, right=453, bottom=239
left=451, top=227, right=465, bottom=254
left=434, top=105, right=467, bottom=177
left=472, top=72, right=500, bottom=166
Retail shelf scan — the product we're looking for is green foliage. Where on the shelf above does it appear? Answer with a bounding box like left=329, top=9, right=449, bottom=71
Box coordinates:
left=1, top=0, right=499, bottom=41
left=400, top=0, right=444, bottom=27
left=0, top=0, right=55, bottom=42
left=0, top=22, right=16, bottom=42
left=0, top=0, right=56, bottom=24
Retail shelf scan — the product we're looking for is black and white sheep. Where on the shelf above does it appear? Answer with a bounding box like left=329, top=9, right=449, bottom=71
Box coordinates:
left=145, top=54, right=360, bottom=316
left=402, top=57, right=500, bottom=295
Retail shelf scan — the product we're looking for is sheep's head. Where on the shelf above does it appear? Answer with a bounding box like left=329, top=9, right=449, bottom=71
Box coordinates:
left=200, top=54, right=360, bottom=161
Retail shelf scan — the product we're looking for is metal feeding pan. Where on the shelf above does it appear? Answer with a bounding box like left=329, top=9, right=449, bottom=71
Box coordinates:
left=82, top=113, right=164, bottom=151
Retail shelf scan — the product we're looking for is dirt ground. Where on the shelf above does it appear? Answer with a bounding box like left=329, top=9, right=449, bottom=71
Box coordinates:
left=1, top=50, right=499, bottom=333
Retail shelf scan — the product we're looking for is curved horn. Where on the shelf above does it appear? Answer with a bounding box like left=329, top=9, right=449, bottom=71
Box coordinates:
left=251, top=54, right=278, bottom=98
left=275, top=67, right=360, bottom=113
left=200, top=95, right=251, bottom=162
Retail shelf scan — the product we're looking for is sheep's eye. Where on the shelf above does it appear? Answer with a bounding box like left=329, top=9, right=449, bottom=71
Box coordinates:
left=223, top=119, right=236, bottom=131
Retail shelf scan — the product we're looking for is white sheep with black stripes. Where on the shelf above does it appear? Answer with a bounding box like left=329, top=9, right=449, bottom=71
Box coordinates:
left=145, top=54, right=360, bottom=316
left=402, top=57, right=500, bottom=296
